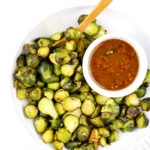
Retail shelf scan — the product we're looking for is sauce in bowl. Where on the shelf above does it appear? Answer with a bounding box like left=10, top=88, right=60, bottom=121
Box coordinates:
left=90, top=39, right=139, bottom=91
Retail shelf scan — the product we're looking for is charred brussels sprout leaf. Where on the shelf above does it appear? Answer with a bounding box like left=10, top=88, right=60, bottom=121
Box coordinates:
left=141, top=98, right=150, bottom=111
left=126, top=106, right=140, bottom=119
left=65, top=27, right=80, bottom=40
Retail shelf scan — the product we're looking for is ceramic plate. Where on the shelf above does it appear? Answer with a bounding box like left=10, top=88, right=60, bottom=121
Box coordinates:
left=11, top=5, right=150, bottom=150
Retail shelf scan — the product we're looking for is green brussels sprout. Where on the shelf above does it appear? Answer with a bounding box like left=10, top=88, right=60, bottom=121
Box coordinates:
left=53, top=141, right=64, bottom=150
left=43, top=88, right=54, bottom=100
left=101, top=99, right=120, bottom=116
left=36, top=38, right=52, bottom=47
left=13, top=79, right=27, bottom=88
left=24, top=104, right=38, bottom=119
left=81, top=99, right=95, bottom=116
left=37, top=47, right=50, bottom=58
left=125, top=94, right=140, bottom=107
left=65, top=40, right=77, bottom=51
left=93, top=26, right=107, bottom=39
left=74, top=72, right=84, bottom=81
left=121, top=120, right=135, bottom=133
left=37, top=61, right=53, bottom=83
left=27, top=87, right=42, bottom=101
left=99, top=136, right=107, bottom=147
left=77, top=39, right=90, bottom=52
left=28, top=98, right=37, bottom=105
left=114, top=97, right=124, bottom=104
left=16, top=88, right=27, bottom=100
left=60, top=77, right=73, bottom=90
left=108, top=131, right=119, bottom=143
left=40, top=112, right=48, bottom=117
left=65, top=27, right=80, bottom=40
left=109, top=119, right=124, bottom=130
left=70, top=81, right=82, bottom=93
left=90, top=116, right=103, bottom=127
left=49, top=53, right=58, bottom=65
left=62, top=108, right=81, bottom=120
left=54, top=89, right=69, bottom=102
left=72, top=51, right=78, bottom=58
left=81, top=92, right=95, bottom=104
left=89, top=128, right=100, bottom=143
left=55, top=103, right=66, bottom=116
left=64, top=115, right=79, bottom=133
left=141, top=98, right=150, bottom=111
left=51, top=119, right=62, bottom=130
left=41, top=129, right=54, bottom=143
left=120, top=105, right=127, bottom=117
left=101, top=112, right=116, bottom=124
left=74, top=143, right=94, bottom=150
left=26, top=54, right=40, bottom=68
left=55, top=48, right=72, bottom=65
left=70, top=58, right=79, bottom=69
left=34, top=117, right=48, bottom=134
left=79, top=82, right=90, bottom=93
left=16, top=54, right=26, bottom=68
left=65, top=141, right=80, bottom=150
left=79, top=115, right=88, bottom=126
left=76, top=125, right=90, bottom=142
left=90, top=105, right=101, bottom=119
left=144, top=69, right=150, bottom=82
left=50, top=32, right=64, bottom=41
left=98, top=127, right=110, bottom=137
left=54, top=64, right=61, bottom=76
left=84, top=23, right=99, bottom=36
left=63, top=97, right=81, bottom=111
left=95, top=95, right=108, bottom=105
left=38, top=97, right=58, bottom=119
left=61, top=64, right=75, bottom=77
left=134, top=86, right=146, bottom=98
left=126, top=106, right=140, bottom=119
left=56, top=128, right=72, bottom=143
left=136, top=112, right=149, bottom=128
left=36, top=80, right=45, bottom=87
left=90, top=89, right=98, bottom=96
left=78, top=14, right=96, bottom=24
left=24, top=43, right=37, bottom=54
left=47, top=82, right=60, bottom=91
left=15, top=66, right=36, bottom=87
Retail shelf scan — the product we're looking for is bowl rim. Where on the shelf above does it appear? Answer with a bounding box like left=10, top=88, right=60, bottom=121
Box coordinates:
left=83, top=34, right=148, bottom=97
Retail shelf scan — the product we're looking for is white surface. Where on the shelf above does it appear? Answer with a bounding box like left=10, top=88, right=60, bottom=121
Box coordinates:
left=83, top=34, right=148, bottom=97
left=0, top=0, right=150, bottom=150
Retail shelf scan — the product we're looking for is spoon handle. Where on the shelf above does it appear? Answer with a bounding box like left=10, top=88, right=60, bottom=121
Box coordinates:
left=52, top=0, right=113, bottom=47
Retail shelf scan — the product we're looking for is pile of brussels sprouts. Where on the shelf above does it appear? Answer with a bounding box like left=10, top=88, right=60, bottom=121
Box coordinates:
left=13, top=14, right=150, bottom=150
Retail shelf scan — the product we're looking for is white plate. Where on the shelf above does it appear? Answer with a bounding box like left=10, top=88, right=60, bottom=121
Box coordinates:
left=11, top=5, right=150, bottom=150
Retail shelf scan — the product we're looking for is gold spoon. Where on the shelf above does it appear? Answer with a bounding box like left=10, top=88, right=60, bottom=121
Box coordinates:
left=52, top=0, right=113, bottom=47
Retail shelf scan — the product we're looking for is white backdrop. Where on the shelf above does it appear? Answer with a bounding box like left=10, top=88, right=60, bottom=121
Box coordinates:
left=0, top=0, right=150, bottom=150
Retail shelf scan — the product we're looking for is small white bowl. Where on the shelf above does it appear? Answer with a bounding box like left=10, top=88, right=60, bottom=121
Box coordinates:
left=83, top=34, right=148, bottom=97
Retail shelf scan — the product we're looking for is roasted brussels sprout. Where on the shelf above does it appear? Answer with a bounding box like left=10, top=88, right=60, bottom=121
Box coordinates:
left=77, top=39, right=90, bottom=52
left=144, top=69, right=150, bottom=82
left=61, top=64, right=75, bottom=77
left=54, top=64, right=61, bottom=76
left=43, top=88, right=54, bottom=100
left=64, top=115, right=79, bottom=133
left=13, top=79, right=27, bottom=88
left=89, top=128, right=100, bottom=143
left=98, top=127, right=110, bottom=137
left=65, top=40, right=77, bottom=51
left=53, top=141, right=64, bottom=150
left=24, top=104, right=38, bottom=119
left=63, top=97, right=81, bottom=111
left=26, top=54, right=40, bottom=68
left=109, top=119, right=124, bottom=130
left=74, top=143, right=94, bottom=150
left=65, top=27, right=80, bottom=40
left=76, top=125, right=90, bottom=142
left=108, top=131, right=119, bottom=143
left=79, top=82, right=90, bottom=93
left=134, top=86, right=146, bottom=98
left=78, top=14, right=96, bottom=24
left=74, top=72, right=83, bottom=81
left=54, top=89, right=69, bottom=102
left=136, top=112, right=149, bottom=128
left=34, top=117, right=48, bottom=134
left=28, top=98, right=37, bottom=105
left=121, top=120, right=135, bottom=132
left=24, top=43, right=37, bottom=54
left=36, top=38, right=52, bottom=47
left=90, top=105, right=101, bottom=119
left=79, top=115, right=88, bottom=126
left=27, top=87, right=42, bottom=101
left=56, top=128, right=72, bottom=143
left=125, top=94, right=140, bottom=107
left=84, top=23, right=99, bottom=36
left=38, top=97, right=58, bottom=119
left=101, top=112, right=116, bottom=124
left=36, top=80, right=45, bottom=87
left=114, top=97, right=124, bottom=104
left=15, top=66, right=36, bottom=87
left=95, top=95, right=108, bottom=105
left=141, top=98, right=150, bottom=111
left=55, top=103, right=66, bottom=116
left=50, top=32, right=64, bottom=41
left=126, top=106, right=140, bottom=119
left=99, top=136, right=107, bottom=147
left=93, top=26, right=107, bottom=39
left=49, top=53, right=58, bottom=65
left=65, top=141, right=80, bottom=150
left=51, top=119, right=62, bottom=130
left=16, top=88, right=27, bottom=100
left=16, top=54, right=26, bottom=68
left=42, top=129, right=54, bottom=143
left=81, top=99, right=95, bottom=116
left=37, top=47, right=50, bottom=58
left=90, top=116, right=103, bottom=127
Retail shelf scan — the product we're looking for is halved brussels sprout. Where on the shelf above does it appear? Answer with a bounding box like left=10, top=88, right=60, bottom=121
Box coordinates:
left=135, top=86, right=146, bottom=98
left=64, top=115, right=79, bottom=133
left=79, top=115, right=88, bottom=126
left=114, top=97, right=124, bottom=104
left=43, top=88, right=54, bottom=100
left=34, top=117, right=48, bottom=134
left=13, top=79, right=27, bottom=88
left=54, top=64, right=61, bottom=76
left=108, top=131, right=119, bottom=143
left=61, top=64, right=75, bottom=77
left=144, top=69, right=150, bottom=82
left=89, top=128, right=100, bottom=143
left=36, top=38, right=52, bottom=47
left=98, top=127, right=110, bottom=137
left=56, top=128, right=72, bottom=143
left=26, top=54, right=40, bottom=68
left=79, top=82, right=90, bottom=93
left=54, top=89, right=69, bottom=102
left=90, top=105, right=101, bottom=119
left=76, top=125, right=90, bottom=142
left=16, top=54, right=26, bottom=68
left=65, top=27, right=80, bottom=40
left=38, top=97, right=58, bottom=119
left=53, top=141, right=64, bottom=150
left=126, top=106, right=140, bottom=119
left=24, top=43, right=37, bottom=54
left=93, top=26, right=107, bottom=39
left=47, top=82, right=60, bottom=91
left=65, top=141, right=80, bottom=150
left=42, top=129, right=54, bottom=143
left=50, top=32, right=64, bottom=41
left=16, top=88, right=27, bottom=100
left=141, top=98, right=150, bottom=111
left=24, top=104, right=38, bottom=119
left=65, top=40, right=77, bottom=51
left=37, top=47, right=50, bottom=58
left=55, top=103, right=66, bottom=116
left=109, top=119, right=124, bottom=130
left=50, top=119, right=62, bottom=130
left=81, top=92, right=95, bottom=104
left=36, top=80, right=45, bottom=87
left=74, top=72, right=84, bottom=81
left=136, top=112, right=149, bottom=128
left=84, top=23, right=99, bottom=36
left=99, top=136, right=107, bottom=147
left=63, top=97, right=81, bottom=111
left=125, top=94, right=140, bottom=107
left=90, top=116, right=103, bottom=127
left=70, top=81, right=82, bottom=93
left=49, top=53, right=58, bottom=65
left=101, top=112, right=116, bottom=124
left=95, top=95, right=108, bottom=105
left=78, top=14, right=96, bottom=24
left=81, top=99, right=95, bottom=116
left=121, top=120, right=135, bottom=133
left=77, top=39, right=90, bottom=52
